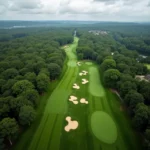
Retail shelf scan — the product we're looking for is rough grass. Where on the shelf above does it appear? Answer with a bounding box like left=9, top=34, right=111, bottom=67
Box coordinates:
left=91, top=111, right=117, bottom=144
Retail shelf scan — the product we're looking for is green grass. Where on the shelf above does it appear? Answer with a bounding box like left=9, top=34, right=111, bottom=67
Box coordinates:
left=91, top=111, right=117, bottom=144
left=60, top=61, right=142, bottom=150
left=85, top=62, right=93, bottom=65
left=144, top=63, right=150, bottom=70
left=14, top=37, right=143, bottom=150
left=27, top=37, right=79, bottom=150
left=89, top=66, right=105, bottom=97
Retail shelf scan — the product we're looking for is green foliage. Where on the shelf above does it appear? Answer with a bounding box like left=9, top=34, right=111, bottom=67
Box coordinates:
left=0, top=118, right=19, bottom=145
left=124, top=90, right=144, bottom=109
left=101, top=59, right=116, bottom=71
left=22, top=89, right=39, bottom=106
left=103, top=69, right=121, bottom=88
left=12, top=80, right=34, bottom=95
left=48, top=63, right=61, bottom=80
left=132, top=103, right=149, bottom=131
left=19, top=105, right=36, bottom=126
left=36, top=73, right=49, bottom=93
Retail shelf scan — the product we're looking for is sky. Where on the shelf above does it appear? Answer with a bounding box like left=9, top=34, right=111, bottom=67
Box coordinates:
left=0, top=0, right=150, bottom=22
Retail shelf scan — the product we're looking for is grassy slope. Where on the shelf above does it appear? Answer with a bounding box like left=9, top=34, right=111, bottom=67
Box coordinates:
left=60, top=62, right=142, bottom=150
left=27, top=37, right=79, bottom=150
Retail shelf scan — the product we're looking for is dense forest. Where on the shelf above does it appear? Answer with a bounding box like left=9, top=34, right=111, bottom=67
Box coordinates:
left=76, top=28, right=150, bottom=149
left=1, top=22, right=150, bottom=149
left=0, top=28, right=73, bottom=149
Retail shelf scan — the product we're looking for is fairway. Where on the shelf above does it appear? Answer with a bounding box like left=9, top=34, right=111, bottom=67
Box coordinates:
left=89, top=66, right=105, bottom=97
left=27, top=37, right=142, bottom=150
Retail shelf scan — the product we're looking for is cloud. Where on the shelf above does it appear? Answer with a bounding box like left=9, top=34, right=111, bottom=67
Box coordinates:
left=0, top=0, right=149, bottom=21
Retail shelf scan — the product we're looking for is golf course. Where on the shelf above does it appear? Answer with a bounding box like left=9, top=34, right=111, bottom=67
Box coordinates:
left=26, top=37, right=141, bottom=150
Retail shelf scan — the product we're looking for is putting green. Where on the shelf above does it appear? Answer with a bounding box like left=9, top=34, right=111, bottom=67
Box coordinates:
left=85, top=62, right=93, bottom=65
left=89, top=67, right=105, bottom=97
left=91, top=111, right=117, bottom=144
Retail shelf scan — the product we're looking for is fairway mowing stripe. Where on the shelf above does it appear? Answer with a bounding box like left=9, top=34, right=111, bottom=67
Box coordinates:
left=57, top=67, right=70, bottom=88
left=29, top=114, right=49, bottom=150
left=47, top=114, right=59, bottom=150
left=47, top=115, right=64, bottom=150
left=86, top=115, right=94, bottom=150
left=94, top=97, right=102, bottom=111
left=102, top=97, right=112, bottom=115
left=101, top=97, right=106, bottom=111
left=92, top=97, right=96, bottom=111
left=36, top=114, right=56, bottom=150
left=66, top=68, right=78, bottom=90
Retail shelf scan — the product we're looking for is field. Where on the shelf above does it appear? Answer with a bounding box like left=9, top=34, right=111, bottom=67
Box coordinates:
left=19, top=37, right=141, bottom=150
left=145, top=64, right=150, bottom=70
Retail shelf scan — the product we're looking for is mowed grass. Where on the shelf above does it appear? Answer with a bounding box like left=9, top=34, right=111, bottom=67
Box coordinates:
left=60, top=62, right=142, bottom=150
left=27, top=37, right=79, bottom=150
left=145, top=63, right=150, bottom=70
left=91, top=111, right=117, bottom=144
left=89, top=66, right=105, bottom=97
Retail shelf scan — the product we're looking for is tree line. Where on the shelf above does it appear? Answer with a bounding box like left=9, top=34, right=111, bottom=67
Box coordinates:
left=76, top=30, right=150, bottom=149
left=0, top=28, right=73, bottom=149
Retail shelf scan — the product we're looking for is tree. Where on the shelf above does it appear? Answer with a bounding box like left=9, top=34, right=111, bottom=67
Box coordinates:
left=12, top=80, right=34, bottom=95
left=101, top=59, right=116, bottom=71
left=22, top=89, right=39, bottom=106
left=124, top=90, right=144, bottom=109
left=0, top=117, right=19, bottom=145
left=19, top=105, right=36, bottom=126
left=2, top=68, right=18, bottom=80
left=120, top=81, right=137, bottom=97
left=36, top=73, right=49, bottom=93
left=103, top=69, right=121, bottom=88
left=24, top=72, right=36, bottom=84
left=132, top=103, right=149, bottom=131
left=48, top=63, right=61, bottom=80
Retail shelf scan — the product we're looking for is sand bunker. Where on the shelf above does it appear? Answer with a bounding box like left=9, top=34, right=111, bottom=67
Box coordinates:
left=73, top=83, right=80, bottom=89
left=77, top=62, right=81, bottom=66
left=80, top=98, right=88, bottom=104
left=82, top=79, right=89, bottom=84
left=69, top=96, right=78, bottom=104
left=64, top=116, right=79, bottom=132
left=79, top=70, right=88, bottom=76
left=64, top=45, right=69, bottom=48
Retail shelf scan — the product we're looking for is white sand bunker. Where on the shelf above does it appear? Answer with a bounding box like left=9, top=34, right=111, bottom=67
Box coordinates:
left=73, top=83, right=80, bottom=89
left=77, top=62, right=81, bottom=66
left=64, top=116, right=79, bottom=132
left=82, top=79, right=89, bottom=84
left=79, top=70, right=88, bottom=76
left=69, top=96, right=78, bottom=104
left=80, top=98, right=88, bottom=104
